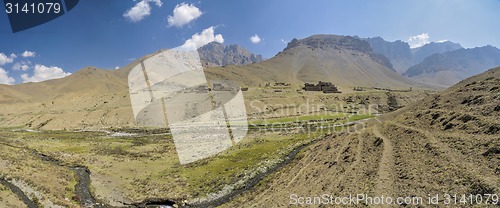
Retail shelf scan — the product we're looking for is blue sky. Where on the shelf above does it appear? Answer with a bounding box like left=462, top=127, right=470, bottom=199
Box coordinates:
left=1, top=0, right=500, bottom=84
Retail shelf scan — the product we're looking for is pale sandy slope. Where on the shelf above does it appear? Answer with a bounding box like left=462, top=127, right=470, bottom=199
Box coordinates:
left=0, top=38, right=429, bottom=130
left=205, top=44, right=425, bottom=89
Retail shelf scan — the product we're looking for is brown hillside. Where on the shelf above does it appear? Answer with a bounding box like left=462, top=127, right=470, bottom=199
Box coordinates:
left=224, top=67, right=500, bottom=207
left=0, top=35, right=431, bottom=130
left=205, top=35, right=426, bottom=89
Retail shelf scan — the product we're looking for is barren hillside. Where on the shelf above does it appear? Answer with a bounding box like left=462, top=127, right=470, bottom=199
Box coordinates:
left=0, top=35, right=431, bottom=130
left=223, top=67, right=500, bottom=207
left=206, top=35, right=424, bottom=89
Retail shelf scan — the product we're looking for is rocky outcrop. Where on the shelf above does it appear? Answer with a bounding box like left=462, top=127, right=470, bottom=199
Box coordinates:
left=284, top=35, right=394, bottom=71
left=198, top=42, right=263, bottom=67
left=366, top=37, right=414, bottom=74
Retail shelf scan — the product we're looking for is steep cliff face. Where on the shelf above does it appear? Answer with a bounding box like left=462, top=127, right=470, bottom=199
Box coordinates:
left=366, top=37, right=464, bottom=74
left=205, top=34, right=420, bottom=89
left=284, top=35, right=394, bottom=71
left=197, top=42, right=263, bottom=67
left=366, top=37, right=414, bottom=74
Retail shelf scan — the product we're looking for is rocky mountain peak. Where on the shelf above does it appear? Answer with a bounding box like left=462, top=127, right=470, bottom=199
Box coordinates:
left=282, top=35, right=394, bottom=71
left=412, top=41, right=463, bottom=63
left=198, top=42, right=264, bottom=67
left=284, top=35, right=373, bottom=53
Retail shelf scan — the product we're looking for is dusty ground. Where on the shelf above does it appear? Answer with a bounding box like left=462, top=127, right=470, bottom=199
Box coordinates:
left=0, top=85, right=433, bottom=207
left=2, top=38, right=496, bottom=208
left=3, top=59, right=495, bottom=208
left=222, top=68, right=500, bottom=207
left=0, top=85, right=417, bottom=207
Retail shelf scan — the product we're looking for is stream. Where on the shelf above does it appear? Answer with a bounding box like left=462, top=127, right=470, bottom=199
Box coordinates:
left=1, top=137, right=321, bottom=208
left=1, top=120, right=365, bottom=207
left=188, top=139, right=319, bottom=208
left=0, top=178, right=38, bottom=208
left=0, top=142, right=104, bottom=208
left=126, top=139, right=319, bottom=208
left=38, top=150, right=105, bottom=207
left=72, top=167, right=105, bottom=208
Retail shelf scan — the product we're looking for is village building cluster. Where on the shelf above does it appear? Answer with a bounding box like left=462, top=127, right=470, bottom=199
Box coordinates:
left=302, top=81, right=341, bottom=93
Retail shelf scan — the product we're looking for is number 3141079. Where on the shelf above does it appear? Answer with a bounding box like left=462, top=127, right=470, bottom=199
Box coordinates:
left=5, top=3, right=61, bottom=14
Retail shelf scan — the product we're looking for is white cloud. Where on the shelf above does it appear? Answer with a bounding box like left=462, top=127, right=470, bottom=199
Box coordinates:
left=115, top=66, right=120, bottom=69
left=21, top=64, right=71, bottom=83
left=436, top=40, right=448, bottom=43
left=281, top=39, right=288, bottom=44
left=0, top=67, right=15, bottom=85
left=123, top=0, right=162, bottom=23
left=180, top=26, right=224, bottom=50
left=21, top=50, right=36, bottom=57
left=167, top=3, right=203, bottom=27
left=407, top=33, right=430, bottom=48
left=250, top=34, right=261, bottom=44
left=0, top=53, right=16, bottom=65
left=12, top=61, right=31, bottom=71
left=149, top=0, right=162, bottom=7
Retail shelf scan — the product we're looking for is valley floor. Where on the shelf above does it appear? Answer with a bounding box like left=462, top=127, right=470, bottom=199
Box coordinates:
left=0, top=109, right=373, bottom=207
left=3, top=87, right=494, bottom=208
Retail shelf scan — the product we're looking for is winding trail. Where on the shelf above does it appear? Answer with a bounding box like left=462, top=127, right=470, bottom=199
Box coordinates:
left=372, top=125, right=397, bottom=207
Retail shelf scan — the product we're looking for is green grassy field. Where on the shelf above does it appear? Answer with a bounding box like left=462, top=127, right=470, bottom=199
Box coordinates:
left=250, top=113, right=348, bottom=125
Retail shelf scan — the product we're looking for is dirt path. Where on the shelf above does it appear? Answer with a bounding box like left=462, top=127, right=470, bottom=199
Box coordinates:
left=372, top=125, right=397, bottom=206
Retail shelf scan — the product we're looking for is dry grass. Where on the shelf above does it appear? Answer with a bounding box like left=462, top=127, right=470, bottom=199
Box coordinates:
left=0, top=127, right=321, bottom=205
left=221, top=68, right=500, bottom=207
left=0, top=87, right=430, bottom=206
left=0, top=133, right=76, bottom=207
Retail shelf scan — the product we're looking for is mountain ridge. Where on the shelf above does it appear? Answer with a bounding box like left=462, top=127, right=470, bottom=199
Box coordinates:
left=285, top=35, right=394, bottom=71
left=405, top=45, right=500, bottom=87
left=0, top=34, right=434, bottom=130
left=197, top=42, right=264, bottom=67
left=412, top=41, right=463, bottom=63
left=365, top=37, right=414, bottom=74
left=206, top=34, right=421, bottom=88
left=366, top=37, right=463, bottom=74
